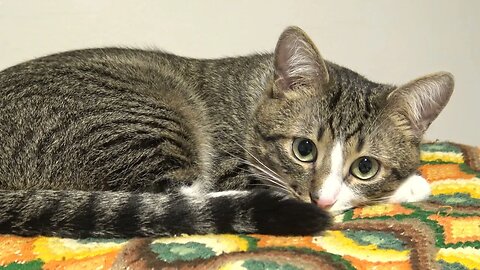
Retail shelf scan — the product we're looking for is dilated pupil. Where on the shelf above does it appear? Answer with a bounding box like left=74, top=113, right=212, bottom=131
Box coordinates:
left=358, top=158, right=372, bottom=174
left=298, top=139, right=313, bottom=156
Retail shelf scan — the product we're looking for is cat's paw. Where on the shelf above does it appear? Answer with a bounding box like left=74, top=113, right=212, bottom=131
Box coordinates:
left=389, top=174, right=431, bottom=203
left=248, top=190, right=331, bottom=235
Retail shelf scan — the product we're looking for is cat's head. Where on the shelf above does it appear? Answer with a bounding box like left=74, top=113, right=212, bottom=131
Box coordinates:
left=248, top=26, right=454, bottom=213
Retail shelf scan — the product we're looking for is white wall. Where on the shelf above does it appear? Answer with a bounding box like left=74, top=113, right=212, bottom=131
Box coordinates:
left=1, top=0, right=478, bottom=145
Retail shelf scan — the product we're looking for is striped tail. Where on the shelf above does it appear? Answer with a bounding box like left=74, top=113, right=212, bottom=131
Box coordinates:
left=0, top=189, right=330, bottom=238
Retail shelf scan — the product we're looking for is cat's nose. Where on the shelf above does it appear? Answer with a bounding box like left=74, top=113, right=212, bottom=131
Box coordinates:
left=310, top=192, right=336, bottom=209
left=316, top=197, right=336, bottom=209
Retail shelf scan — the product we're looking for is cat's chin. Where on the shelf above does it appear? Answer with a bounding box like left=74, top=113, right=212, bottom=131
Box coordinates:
left=388, top=174, right=432, bottom=203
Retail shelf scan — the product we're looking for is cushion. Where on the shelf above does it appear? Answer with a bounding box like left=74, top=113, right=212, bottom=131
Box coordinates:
left=1, top=142, right=479, bottom=269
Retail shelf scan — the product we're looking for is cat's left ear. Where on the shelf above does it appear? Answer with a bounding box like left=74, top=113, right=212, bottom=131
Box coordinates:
left=273, top=26, right=329, bottom=97
left=386, top=72, right=454, bottom=136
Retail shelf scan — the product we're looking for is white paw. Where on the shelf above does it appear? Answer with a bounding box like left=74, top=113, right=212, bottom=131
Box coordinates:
left=389, top=174, right=431, bottom=203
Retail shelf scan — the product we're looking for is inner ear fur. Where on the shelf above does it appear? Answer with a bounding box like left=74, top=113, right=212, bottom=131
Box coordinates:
left=385, top=72, right=454, bottom=136
left=273, top=26, right=329, bottom=97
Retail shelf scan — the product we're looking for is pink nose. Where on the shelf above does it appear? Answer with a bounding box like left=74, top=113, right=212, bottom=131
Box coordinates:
left=317, top=197, right=336, bottom=209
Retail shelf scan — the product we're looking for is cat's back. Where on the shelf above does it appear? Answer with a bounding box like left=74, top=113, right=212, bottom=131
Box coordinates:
left=0, top=48, right=204, bottom=95
left=0, top=48, right=213, bottom=190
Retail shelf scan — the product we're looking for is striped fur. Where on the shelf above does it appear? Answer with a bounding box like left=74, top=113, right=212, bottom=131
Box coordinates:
left=0, top=26, right=453, bottom=238
left=0, top=189, right=328, bottom=238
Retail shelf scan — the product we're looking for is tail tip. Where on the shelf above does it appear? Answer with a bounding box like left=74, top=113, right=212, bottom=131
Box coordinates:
left=250, top=190, right=331, bottom=236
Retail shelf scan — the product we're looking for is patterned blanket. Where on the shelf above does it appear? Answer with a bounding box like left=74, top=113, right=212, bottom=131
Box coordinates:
left=0, top=142, right=479, bottom=270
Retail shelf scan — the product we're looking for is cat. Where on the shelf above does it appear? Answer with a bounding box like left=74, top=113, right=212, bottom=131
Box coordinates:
left=0, top=26, right=453, bottom=238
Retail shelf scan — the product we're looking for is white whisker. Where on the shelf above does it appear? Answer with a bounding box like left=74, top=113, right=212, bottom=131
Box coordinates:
left=215, top=129, right=300, bottom=199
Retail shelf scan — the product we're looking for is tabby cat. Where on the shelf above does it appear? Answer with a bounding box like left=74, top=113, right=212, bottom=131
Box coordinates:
left=0, top=26, right=453, bottom=238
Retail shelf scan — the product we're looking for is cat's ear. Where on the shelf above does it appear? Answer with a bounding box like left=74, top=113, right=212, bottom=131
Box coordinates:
left=273, top=26, right=329, bottom=97
left=386, top=72, right=454, bottom=136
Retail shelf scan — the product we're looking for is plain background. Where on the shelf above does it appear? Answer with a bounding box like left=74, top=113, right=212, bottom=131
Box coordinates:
left=1, top=0, right=478, bottom=145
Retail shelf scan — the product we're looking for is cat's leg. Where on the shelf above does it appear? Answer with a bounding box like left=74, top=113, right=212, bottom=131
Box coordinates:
left=388, top=174, right=431, bottom=203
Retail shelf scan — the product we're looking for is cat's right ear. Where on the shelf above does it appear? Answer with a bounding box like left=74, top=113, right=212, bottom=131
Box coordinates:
left=273, top=26, right=329, bottom=98
left=386, top=72, right=454, bottom=137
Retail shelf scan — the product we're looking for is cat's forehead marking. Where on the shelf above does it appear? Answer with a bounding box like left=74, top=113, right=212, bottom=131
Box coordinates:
left=317, top=141, right=344, bottom=202
left=329, top=142, right=344, bottom=177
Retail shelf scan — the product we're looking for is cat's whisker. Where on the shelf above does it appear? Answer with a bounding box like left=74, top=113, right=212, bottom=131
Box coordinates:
left=247, top=164, right=290, bottom=190
left=215, top=134, right=297, bottom=197
left=247, top=178, right=292, bottom=194
left=227, top=137, right=283, bottom=179
left=245, top=160, right=301, bottom=199
left=244, top=161, right=300, bottom=198
left=215, top=130, right=283, bottom=179
left=235, top=148, right=297, bottom=196
left=242, top=170, right=295, bottom=195
left=216, top=146, right=296, bottom=196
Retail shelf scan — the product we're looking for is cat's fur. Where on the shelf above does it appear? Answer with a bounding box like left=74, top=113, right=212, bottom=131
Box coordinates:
left=0, top=26, right=453, bottom=238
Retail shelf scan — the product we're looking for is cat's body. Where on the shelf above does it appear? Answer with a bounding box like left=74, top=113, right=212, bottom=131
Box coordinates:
left=0, top=27, right=453, bottom=238
left=0, top=48, right=269, bottom=192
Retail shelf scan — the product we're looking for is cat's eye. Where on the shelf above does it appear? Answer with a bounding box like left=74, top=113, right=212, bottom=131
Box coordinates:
left=292, top=138, right=317, bottom=162
left=350, top=156, right=379, bottom=180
